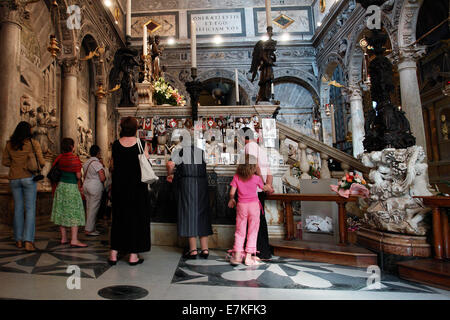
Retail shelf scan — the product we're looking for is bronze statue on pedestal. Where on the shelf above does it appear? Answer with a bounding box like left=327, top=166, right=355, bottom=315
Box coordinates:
left=250, top=29, right=277, bottom=103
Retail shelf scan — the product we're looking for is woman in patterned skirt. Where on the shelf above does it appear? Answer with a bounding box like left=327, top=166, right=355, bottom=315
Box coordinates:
left=50, top=138, right=87, bottom=247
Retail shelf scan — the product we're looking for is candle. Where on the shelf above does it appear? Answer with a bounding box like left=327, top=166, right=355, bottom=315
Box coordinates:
left=265, top=0, right=272, bottom=28
left=143, top=25, right=147, bottom=55
left=235, top=69, right=239, bottom=103
left=191, top=20, right=197, bottom=68
left=126, top=0, right=131, bottom=36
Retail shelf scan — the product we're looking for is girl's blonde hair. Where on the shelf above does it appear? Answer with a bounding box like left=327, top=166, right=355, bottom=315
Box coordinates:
left=236, top=154, right=257, bottom=181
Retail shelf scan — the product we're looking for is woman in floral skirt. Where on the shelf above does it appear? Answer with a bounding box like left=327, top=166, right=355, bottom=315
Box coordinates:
left=50, top=138, right=87, bottom=247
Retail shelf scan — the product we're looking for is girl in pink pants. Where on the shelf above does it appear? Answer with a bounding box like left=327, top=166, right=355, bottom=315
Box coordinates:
left=228, top=155, right=270, bottom=266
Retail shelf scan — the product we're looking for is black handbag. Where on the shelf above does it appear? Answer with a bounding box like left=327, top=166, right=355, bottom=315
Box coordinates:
left=47, top=162, right=62, bottom=183
left=30, top=139, right=44, bottom=182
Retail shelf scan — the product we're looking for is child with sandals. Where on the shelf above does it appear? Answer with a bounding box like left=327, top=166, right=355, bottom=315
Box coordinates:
left=228, top=154, right=271, bottom=266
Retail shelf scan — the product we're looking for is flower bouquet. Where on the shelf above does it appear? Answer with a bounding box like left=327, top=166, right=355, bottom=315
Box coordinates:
left=308, top=163, right=320, bottom=179
left=153, top=77, right=186, bottom=106
left=330, top=172, right=369, bottom=198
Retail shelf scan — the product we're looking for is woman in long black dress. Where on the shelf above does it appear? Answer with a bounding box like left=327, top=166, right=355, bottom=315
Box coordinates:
left=108, top=117, right=151, bottom=266
left=166, top=133, right=212, bottom=259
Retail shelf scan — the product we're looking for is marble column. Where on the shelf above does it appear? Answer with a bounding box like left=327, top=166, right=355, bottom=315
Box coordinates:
left=396, top=46, right=427, bottom=153
left=61, top=59, right=79, bottom=144
left=349, top=85, right=365, bottom=157
left=96, top=96, right=109, bottom=164
left=0, top=6, right=22, bottom=177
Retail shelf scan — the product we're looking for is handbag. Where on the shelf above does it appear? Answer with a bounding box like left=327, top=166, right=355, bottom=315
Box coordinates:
left=136, top=138, right=159, bottom=184
left=47, top=159, right=62, bottom=183
left=28, top=139, right=44, bottom=182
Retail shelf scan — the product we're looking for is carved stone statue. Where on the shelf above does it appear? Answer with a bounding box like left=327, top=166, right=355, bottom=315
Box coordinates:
left=110, top=36, right=140, bottom=107
left=250, top=37, right=277, bottom=103
left=361, top=146, right=433, bottom=235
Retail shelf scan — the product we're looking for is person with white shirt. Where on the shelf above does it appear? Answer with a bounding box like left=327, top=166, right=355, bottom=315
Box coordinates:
left=240, top=127, right=274, bottom=260
left=82, top=145, right=106, bottom=236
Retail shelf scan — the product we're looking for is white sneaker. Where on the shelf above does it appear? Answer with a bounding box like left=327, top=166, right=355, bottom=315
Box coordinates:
left=86, top=230, right=100, bottom=236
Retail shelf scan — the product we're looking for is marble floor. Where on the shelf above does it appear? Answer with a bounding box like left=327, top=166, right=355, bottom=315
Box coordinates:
left=0, top=222, right=449, bottom=300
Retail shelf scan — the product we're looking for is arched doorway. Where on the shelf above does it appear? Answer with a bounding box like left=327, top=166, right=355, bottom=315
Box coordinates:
left=329, top=65, right=352, bottom=155
left=273, top=78, right=318, bottom=136
left=199, top=77, right=250, bottom=106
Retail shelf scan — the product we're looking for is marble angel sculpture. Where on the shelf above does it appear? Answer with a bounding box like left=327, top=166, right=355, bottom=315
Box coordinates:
left=361, top=151, right=392, bottom=201
left=396, top=146, right=433, bottom=197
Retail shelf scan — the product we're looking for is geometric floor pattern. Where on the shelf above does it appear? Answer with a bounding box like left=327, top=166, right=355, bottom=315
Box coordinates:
left=0, top=236, right=111, bottom=279
left=0, top=221, right=448, bottom=300
left=172, top=254, right=441, bottom=294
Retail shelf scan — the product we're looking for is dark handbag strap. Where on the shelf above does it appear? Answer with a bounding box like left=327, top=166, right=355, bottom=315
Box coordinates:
left=29, top=139, right=41, bottom=172
left=85, top=159, right=101, bottom=176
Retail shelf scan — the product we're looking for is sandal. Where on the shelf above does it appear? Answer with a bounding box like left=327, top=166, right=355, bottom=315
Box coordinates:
left=230, top=251, right=244, bottom=266
left=245, top=253, right=264, bottom=266
left=199, top=249, right=209, bottom=259
left=183, top=249, right=198, bottom=259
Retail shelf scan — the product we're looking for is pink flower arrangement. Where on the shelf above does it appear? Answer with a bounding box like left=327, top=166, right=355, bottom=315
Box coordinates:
left=330, top=172, right=369, bottom=198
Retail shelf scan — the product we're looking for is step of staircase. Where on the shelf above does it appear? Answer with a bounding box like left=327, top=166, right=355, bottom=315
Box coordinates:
left=397, top=259, right=450, bottom=290
left=270, top=239, right=378, bottom=268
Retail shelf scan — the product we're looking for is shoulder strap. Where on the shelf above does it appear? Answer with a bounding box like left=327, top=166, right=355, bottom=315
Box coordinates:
left=85, top=159, right=101, bottom=176
left=136, top=138, right=144, bottom=155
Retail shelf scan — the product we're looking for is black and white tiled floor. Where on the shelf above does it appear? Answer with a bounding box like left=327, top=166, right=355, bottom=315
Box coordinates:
left=0, top=223, right=449, bottom=300
left=172, top=255, right=437, bottom=293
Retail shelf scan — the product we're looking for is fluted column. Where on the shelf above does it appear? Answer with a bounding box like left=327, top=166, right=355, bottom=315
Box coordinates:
left=61, top=59, right=79, bottom=143
left=395, top=46, right=427, bottom=152
left=96, top=96, right=109, bottom=164
left=349, top=85, right=365, bottom=157
left=0, top=3, right=23, bottom=176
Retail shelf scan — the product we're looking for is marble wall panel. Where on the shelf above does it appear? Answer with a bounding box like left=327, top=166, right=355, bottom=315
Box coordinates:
left=253, top=6, right=313, bottom=36
left=131, top=12, right=179, bottom=39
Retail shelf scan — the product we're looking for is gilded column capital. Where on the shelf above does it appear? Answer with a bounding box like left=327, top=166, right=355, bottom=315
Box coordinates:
left=0, top=0, right=39, bottom=27
left=60, top=58, right=79, bottom=76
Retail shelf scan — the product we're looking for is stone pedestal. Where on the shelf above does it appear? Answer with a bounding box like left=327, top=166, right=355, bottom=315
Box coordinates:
left=357, top=227, right=432, bottom=257
left=136, top=82, right=153, bottom=107
left=357, top=227, right=432, bottom=274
